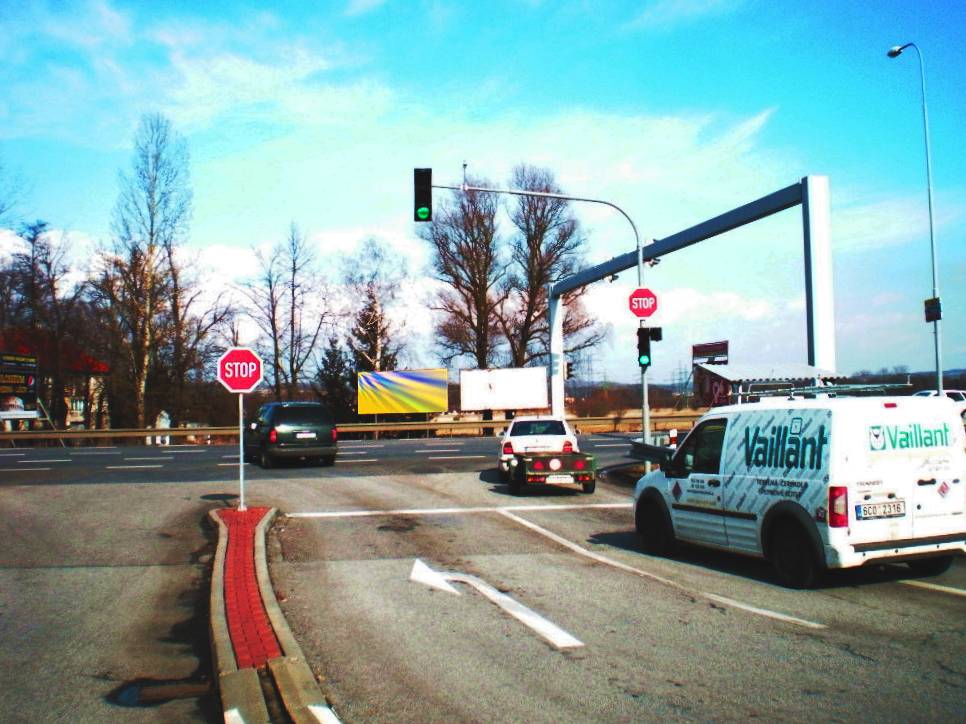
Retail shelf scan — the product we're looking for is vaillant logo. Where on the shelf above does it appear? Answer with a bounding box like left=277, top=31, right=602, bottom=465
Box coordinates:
left=743, top=419, right=828, bottom=471
left=868, top=423, right=950, bottom=451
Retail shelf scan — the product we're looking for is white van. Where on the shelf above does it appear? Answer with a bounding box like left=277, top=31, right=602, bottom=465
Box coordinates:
left=633, top=396, right=966, bottom=587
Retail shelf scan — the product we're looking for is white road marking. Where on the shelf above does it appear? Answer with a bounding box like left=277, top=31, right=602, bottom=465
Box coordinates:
left=0, top=452, right=26, bottom=457
left=167, top=449, right=207, bottom=454
left=106, top=464, right=164, bottom=469
left=307, top=703, right=343, bottom=723
left=123, top=456, right=174, bottom=461
left=498, top=510, right=826, bottom=630
left=410, top=559, right=583, bottom=649
left=590, top=443, right=630, bottom=448
left=290, top=502, right=631, bottom=519
left=416, top=448, right=461, bottom=453
left=17, top=459, right=70, bottom=463
left=427, top=455, right=487, bottom=460
left=337, top=451, right=373, bottom=456
left=0, top=467, right=52, bottom=472
left=340, top=444, right=385, bottom=449
left=222, top=454, right=239, bottom=458
left=899, top=579, right=966, bottom=597
left=346, top=458, right=379, bottom=463
left=70, top=451, right=121, bottom=456
left=218, top=462, right=248, bottom=467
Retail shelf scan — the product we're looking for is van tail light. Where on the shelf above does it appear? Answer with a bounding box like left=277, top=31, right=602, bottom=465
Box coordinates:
left=829, top=486, right=849, bottom=527
left=332, top=427, right=338, bottom=443
left=269, top=428, right=278, bottom=443
left=562, top=440, right=574, bottom=453
left=502, top=442, right=514, bottom=455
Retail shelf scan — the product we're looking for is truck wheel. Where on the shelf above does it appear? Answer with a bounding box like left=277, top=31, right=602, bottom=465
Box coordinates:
left=770, top=524, right=819, bottom=589
left=635, top=499, right=674, bottom=556
left=581, top=481, right=596, bottom=494
left=907, top=555, right=954, bottom=577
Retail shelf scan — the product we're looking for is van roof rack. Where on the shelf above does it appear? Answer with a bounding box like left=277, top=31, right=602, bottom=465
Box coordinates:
left=742, top=382, right=912, bottom=401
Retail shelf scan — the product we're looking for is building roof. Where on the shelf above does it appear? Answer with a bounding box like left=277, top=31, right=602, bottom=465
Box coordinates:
left=694, top=362, right=838, bottom=384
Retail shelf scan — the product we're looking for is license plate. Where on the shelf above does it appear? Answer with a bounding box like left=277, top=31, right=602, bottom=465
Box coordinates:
left=295, top=432, right=317, bottom=439
left=546, top=474, right=574, bottom=484
left=856, top=500, right=906, bottom=520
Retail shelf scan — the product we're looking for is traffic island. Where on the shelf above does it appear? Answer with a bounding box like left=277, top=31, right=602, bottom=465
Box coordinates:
left=209, top=507, right=339, bottom=723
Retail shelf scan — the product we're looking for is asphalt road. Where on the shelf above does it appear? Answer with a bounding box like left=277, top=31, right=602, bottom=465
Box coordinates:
left=2, top=434, right=964, bottom=722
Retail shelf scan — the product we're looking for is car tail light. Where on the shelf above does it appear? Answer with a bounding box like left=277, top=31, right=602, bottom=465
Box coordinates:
left=884, top=402, right=897, bottom=409
left=829, top=486, right=849, bottom=527
left=502, top=442, right=514, bottom=454
left=562, top=440, right=574, bottom=453
left=332, top=427, right=338, bottom=443
left=533, top=460, right=545, bottom=471
left=269, top=428, right=278, bottom=443
left=574, top=459, right=585, bottom=470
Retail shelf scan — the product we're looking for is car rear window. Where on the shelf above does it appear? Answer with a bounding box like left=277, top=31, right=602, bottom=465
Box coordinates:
left=274, top=406, right=332, bottom=425
left=510, top=420, right=566, bottom=436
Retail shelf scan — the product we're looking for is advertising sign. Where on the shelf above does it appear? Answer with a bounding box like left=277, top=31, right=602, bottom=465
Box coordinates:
left=0, top=352, right=38, bottom=412
left=460, top=367, right=548, bottom=411
left=358, top=369, right=449, bottom=415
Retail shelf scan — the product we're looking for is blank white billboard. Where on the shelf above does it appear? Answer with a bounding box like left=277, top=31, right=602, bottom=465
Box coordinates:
left=459, top=367, right=548, bottom=411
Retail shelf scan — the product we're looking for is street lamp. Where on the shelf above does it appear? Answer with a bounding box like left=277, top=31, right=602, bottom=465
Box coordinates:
left=888, top=42, right=943, bottom=393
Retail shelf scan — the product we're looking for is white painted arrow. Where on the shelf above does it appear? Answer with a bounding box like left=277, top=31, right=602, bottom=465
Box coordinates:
left=409, top=559, right=584, bottom=649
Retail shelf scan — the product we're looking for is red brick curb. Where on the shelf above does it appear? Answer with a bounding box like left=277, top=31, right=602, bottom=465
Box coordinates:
left=219, top=506, right=283, bottom=669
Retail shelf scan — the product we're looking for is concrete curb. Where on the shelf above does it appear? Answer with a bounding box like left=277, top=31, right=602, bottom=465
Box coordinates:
left=210, top=507, right=340, bottom=723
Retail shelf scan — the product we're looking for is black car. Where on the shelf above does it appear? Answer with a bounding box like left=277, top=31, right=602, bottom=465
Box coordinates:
left=244, top=402, right=338, bottom=468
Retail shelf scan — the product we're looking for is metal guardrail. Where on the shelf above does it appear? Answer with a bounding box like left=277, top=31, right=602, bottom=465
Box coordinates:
left=0, top=412, right=703, bottom=443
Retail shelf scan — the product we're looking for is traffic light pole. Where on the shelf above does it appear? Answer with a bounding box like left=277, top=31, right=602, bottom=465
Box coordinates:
left=638, top=238, right=650, bottom=446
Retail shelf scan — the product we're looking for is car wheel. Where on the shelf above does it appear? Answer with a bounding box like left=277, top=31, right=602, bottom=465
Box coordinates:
left=259, top=449, right=274, bottom=469
left=581, top=480, right=596, bottom=494
left=322, top=455, right=336, bottom=467
left=508, top=467, right=523, bottom=495
left=635, top=499, right=674, bottom=556
left=907, top=555, right=954, bottom=577
left=770, top=524, right=819, bottom=589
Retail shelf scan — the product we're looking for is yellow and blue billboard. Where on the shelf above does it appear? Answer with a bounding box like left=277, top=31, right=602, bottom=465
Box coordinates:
left=357, top=368, right=449, bottom=415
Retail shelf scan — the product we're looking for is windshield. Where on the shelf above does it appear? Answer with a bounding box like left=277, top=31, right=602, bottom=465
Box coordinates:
left=274, top=406, right=332, bottom=425
left=509, top=420, right=566, bottom=436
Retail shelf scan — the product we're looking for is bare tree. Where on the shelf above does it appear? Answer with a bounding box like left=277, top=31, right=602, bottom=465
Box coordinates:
left=419, top=179, right=507, bottom=368
left=499, top=164, right=607, bottom=368
left=243, top=223, right=328, bottom=399
left=90, top=113, right=190, bottom=427
left=0, top=153, right=21, bottom=224
left=343, top=238, right=406, bottom=372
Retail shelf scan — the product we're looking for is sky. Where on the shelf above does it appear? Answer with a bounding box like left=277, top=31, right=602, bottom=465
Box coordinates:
left=1, top=0, right=964, bottom=386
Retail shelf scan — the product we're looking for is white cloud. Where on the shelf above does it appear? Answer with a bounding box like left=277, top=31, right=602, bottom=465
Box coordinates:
left=832, top=193, right=964, bottom=254
left=625, top=0, right=746, bottom=31
left=345, top=0, right=387, bottom=17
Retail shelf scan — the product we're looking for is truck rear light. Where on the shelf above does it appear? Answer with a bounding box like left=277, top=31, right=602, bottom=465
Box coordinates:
left=829, top=486, right=849, bottom=527
left=332, top=427, right=338, bottom=443
left=533, top=460, right=545, bottom=471
left=562, top=440, right=574, bottom=453
left=269, top=428, right=278, bottom=443
left=502, top=442, right=514, bottom=455
left=574, top=459, right=586, bottom=470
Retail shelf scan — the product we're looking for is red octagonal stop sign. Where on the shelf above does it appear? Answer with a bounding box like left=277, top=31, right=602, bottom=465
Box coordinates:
left=217, top=347, right=263, bottom=393
left=628, top=287, right=659, bottom=318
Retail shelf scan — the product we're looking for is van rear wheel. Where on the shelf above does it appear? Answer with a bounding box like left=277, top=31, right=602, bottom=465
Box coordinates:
left=770, top=524, right=819, bottom=589
left=907, top=555, right=954, bottom=577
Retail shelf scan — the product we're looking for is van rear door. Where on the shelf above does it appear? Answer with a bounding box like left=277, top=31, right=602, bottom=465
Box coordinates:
left=846, top=399, right=965, bottom=544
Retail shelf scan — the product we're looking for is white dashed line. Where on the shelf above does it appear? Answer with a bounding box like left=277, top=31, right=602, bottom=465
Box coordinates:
left=427, top=455, right=487, bottom=460
left=340, top=444, right=385, bottom=449
left=17, top=459, right=70, bottom=463
left=416, top=448, right=461, bottom=453
left=0, top=467, right=51, bottom=472
left=167, top=449, right=207, bottom=454
left=0, top=452, right=26, bottom=457
left=337, top=451, right=373, bottom=456
left=106, top=464, right=164, bottom=469
left=70, top=451, right=121, bottom=456
left=899, top=579, right=966, bottom=597
left=218, top=462, right=247, bottom=467
left=123, top=456, right=174, bottom=461
left=590, top=443, right=630, bottom=448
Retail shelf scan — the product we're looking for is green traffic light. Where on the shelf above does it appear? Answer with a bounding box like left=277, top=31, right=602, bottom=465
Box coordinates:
left=416, top=206, right=430, bottom=220
left=639, top=355, right=650, bottom=365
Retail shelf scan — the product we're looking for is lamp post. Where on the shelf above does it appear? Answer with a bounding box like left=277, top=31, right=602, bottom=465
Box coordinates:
left=888, top=42, right=943, bottom=393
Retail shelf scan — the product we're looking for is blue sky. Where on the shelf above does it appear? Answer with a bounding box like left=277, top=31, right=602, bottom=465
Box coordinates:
left=1, top=0, right=964, bottom=385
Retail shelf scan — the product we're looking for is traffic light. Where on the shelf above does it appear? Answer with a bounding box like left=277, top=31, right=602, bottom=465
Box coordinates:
left=565, top=359, right=576, bottom=380
left=637, top=327, right=651, bottom=370
left=414, top=168, right=432, bottom=222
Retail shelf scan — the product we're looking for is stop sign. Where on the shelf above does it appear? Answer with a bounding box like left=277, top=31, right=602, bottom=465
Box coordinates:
left=217, top=347, right=263, bottom=393
left=628, top=288, right=659, bottom=318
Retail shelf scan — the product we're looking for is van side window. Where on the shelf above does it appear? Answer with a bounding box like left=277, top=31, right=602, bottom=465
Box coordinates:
left=671, top=419, right=727, bottom=476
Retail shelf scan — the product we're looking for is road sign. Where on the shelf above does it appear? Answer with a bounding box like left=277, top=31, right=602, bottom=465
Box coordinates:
left=924, top=297, right=942, bottom=323
left=628, top=287, right=658, bottom=318
left=217, top=348, right=263, bottom=394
